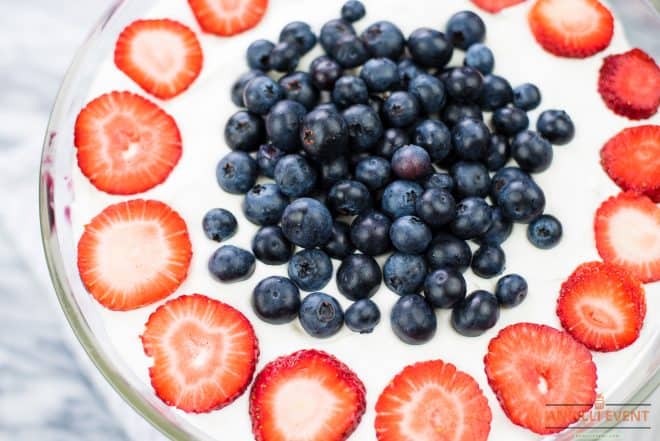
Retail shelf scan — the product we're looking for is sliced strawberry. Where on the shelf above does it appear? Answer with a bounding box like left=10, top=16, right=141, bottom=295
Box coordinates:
left=375, top=360, right=491, bottom=441
left=249, top=349, right=366, bottom=441
left=601, top=125, right=660, bottom=199
left=594, top=192, right=660, bottom=283
left=472, top=0, right=526, bottom=14
left=77, top=199, right=192, bottom=311
left=74, top=91, right=182, bottom=195
left=188, top=0, right=268, bottom=37
left=557, top=262, right=646, bottom=352
left=598, top=49, right=660, bottom=120
left=528, top=0, right=614, bottom=58
left=484, top=323, right=597, bottom=435
left=115, top=19, right=203, bottom=99
left=141, top=294, right=259, bottom=412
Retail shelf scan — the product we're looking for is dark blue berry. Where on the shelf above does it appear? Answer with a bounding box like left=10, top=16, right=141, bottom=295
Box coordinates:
left=336, top=254, right=382, bottom=300
left=424, top=268, right=466, bottom=309
left=266, top=100, right=306, bottom=152
left=331, top=34, right=369, bottom=68
left=451, top=118, right=490, bottom=161
left=464, top=43, right=494, bottom=74
left=279, top=71, right=319, bottom=110
left=355, top=156, right=392, bottom=190
left=451, top=161, right=491, bottom=198
left=321, top=221, right=355, bottom=259
left=471, top=244, right=505, bottom=278
left=279, top=21, right=317, bottom=55
left=374, top=128, right=409, bottom=158
left=511, top=130, right=553, bottom=173
left=408, top=74, right=446, bottom=115
left=391, top=294, right=437, bottom=345
left=208, top=245, right=255, bottom=282
left=256, top=143, right=285, bottom=178
left=383, top=91, right=420, bottom=128
left=492, top=107, right=529, bottom=136
left=407, top=28, right=454, bottom=68
left=513, top=83, right=541, bottom=111
left=231, top=70, right=264, bottom=107
left=224, top=110, right=265, bottom=152
left=202, top=208, right=237, bottom=242
left=350, top=211, right=392, bottom=256
left=360, top=21, right=405, bottom=60
left=320, top=156, right=351, bottom=189
left=478, top=75, right=513, bottom=111
left=252, top=276, right=301, bottom=324
left=268, top=42, right=300, bottom=73
left=310, top=55, right=343, bottom=90
left=288, top=249, right=333, bottom=291
left=426, top=233, right=472, bottom=272
left=443, top=66, right=483, bottom=103
left=299, top=292, right=344, bottom=338
left=485, top=134, right=510, bottom=171
left=216, top=151, right=257, bottom=194
left=332, top=75, right=369, bottom=108
left=247, top=39, right=274, bottom=71
left=389, top=216, right=432, bottom=254
left=489, top=166, right=531, bottom=201
left=242, top=183, right=288, bottom=226
left=416, top=188, right=456, bottom=228
left=384, top=253, right=428, bottom=296
left=345, top=299, right=380, bottom=334
left=391, top=145, right=432, bottom=180
left=281, top=197, right=333, bottom=248
left=412, top=120, right=452, bottom=162
left=320, top=19, right=355, bottom=53
left=300, top=107, right=349, bottom=160
left=446, top=10, right=486, bottom=50
left=496, top=178, right=545, bottom=223
left=527, top=214, right=563, bottom=249
left=342, top=104, right=383, bottom=151
left=451, top=290, right=499, bottom=337
left=423, top=173, right=455, bottom=192
left=476, top=207, right=513, bottom=245
left=328, top=180, right=372, bottom=216
left=243, top=75, right=284, bottom=115
left=381, top=180, right=424, bottom=218
left=274, top=154, right=317, bottom=197
left=360, top=57, right=400, bottom=92
left=252, top=226, right=293, bottom=265
left=450, top=197, right=493, bottom=239
left=341, top=0, right=366, bottom=23
left=495, top=274, right=528, bottom=307
left=537, top=109, right=575, bottom=145
left=398, top=59, right=424, bottom=89
left=441, top=101, right=482, bottom=127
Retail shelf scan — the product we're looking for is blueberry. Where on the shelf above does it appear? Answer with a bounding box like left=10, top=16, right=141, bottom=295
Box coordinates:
left=374, top=128, right=409, bottom=158
left=360, top=57, right=400, bottom=92
left=247, top=39, right=274, bottom=71
left=383, top=92, right=420, bottom=128
left=471, top=244, right=505, bottom=278
left=446, top=10, right=486, bottom=50
left=511, top=130, right=553, bottom=173
left=388, top=215, right=432, bottom=255
left=451, top=118, right=490, bottom=161
left=342, top=104, right=383, bottom=151
left=398, top=59, right=424, bottom=89
left=464, top=43, right=494, bottom=74
left=266, top=100, right=306, bottom=152
left=279, top=21, right=317, bottom=55
left=243, top=76, right=284, bottom=115
left=476, top=207, right=513, bottom=245
left=451, top=161, right=491, bottom=198
left=407, top=28, right=454, bottom=68
left=341, top=0, right=366, bottom=22
left=412, top=120, right=452, bottom=162
left=367, top=94, right=384, bottom=116
left=451, top=290, right=499, bottom=337
left=416, top=188, right=456, bottom=228
left=391, top=145, right=432, bottom=180
left=310, top=55, right=344, bottom=90
left=492, top=107, right=529, bottom=136
left=443, top=66, right=483, bottom=103
left=489, top=166, right=531, bottom=200
left=349, top=151, right=371, bottom=167
left=288, top=249, right=333, bottom=291
left=537, top=109, right=575, bottom=145
left=496, top=178, right=545, bottom=223
left=345, top=299, right=380, bottom=334
left=320, top=19, right=355, bottom=53
left=442, top=101, right=483, bottom=127
left=256, top=143, right=285, bottom=178
left=320, top=156, right=351, bottom=189
left=384, top=253, right=428, bottom=296
left=513, top=83, right=541, bottom=111
left=381, top=180, right=424, bottom=218
left=408, top=74, right=446, bottom=115
left=332, top=75, right=369, bottom=108
left=299, top=292, right=344, bottom=338
left=208, top=245, right=255, bottom=282
left=424, top=268, right=466, bottom=308
left=269, top=42, right=300, bottom=73
left=252, top=276, right=301, bottom=324
left=355, top=156, right=392, bottom=190
left=328, top=180, right=372, bottom=216
left=479, top=75, right=513, bottom=111
left=216, top=151, right=257, bottom=194
left=224, top=110, right=265, bottom=152
left=300, top=107, right=349, bottom=160
left=252, top=226, right=293, bottom=265
left=279, top=71, right=319, bottom=110
left=281, top=197, right=333, bottom=248
left=336, top=254, right=382, bottom=300
left=527, top=214, right=562, bottom=249
left=426, top=233, right=472, bottom=272
left=331, top=34, right=369, bottom=68
left=231, top=70, right=264, bottom=107
left=202, top=208, right=237, bottom=242
left=350, top=211, right=392, bottom=256
left=274, top=154, right=317, bottom=197
left=450, top=197, right=493, bottom=239
left=485, top=134, right=510, bottom=171
left=360, top=21, right=405, bottom=60
left=242, top=183, right=288, bottom=226
left=391, top=294, right=437, bottom=344
left=322, top=220, right=355, bottom=259
left=495, top=274, right=528, bottom=307
left=423, top=172, right=455, bottom=192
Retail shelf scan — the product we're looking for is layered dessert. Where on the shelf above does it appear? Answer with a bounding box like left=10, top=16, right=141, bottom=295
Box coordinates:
left=69, top=0, right=659, bottom=440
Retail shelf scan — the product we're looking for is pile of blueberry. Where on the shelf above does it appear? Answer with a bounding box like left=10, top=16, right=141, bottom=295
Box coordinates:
left=206, top=1, right=573, bottom=344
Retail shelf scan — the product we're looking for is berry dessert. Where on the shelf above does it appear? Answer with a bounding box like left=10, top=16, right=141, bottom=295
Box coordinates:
left=68, top=0, right=659, bottom=440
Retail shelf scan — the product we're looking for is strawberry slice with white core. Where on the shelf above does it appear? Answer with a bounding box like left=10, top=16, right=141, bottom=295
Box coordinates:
left=115, top=19, right=203, bottom=99
left=77, top=199, right=192, bottom=311
left=472, top=0, right=526, bottom=14
left=484, top=323, right=597, bottom=435
left=557, top=261, right=646, bottom=352
left=375, top=360, right=491, bottom=441
left=249, top=349, right=366, bottom=441
left=594, top=192, right=660, bottom=283
left=141, top=294, right=259, bottom=412
left=188, top=0, right=269, bottom=37
left=74, top=91, right=182, bottom=195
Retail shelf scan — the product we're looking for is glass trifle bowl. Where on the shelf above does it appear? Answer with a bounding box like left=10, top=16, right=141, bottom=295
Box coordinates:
left=40, top=1, right=659, bottom=440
